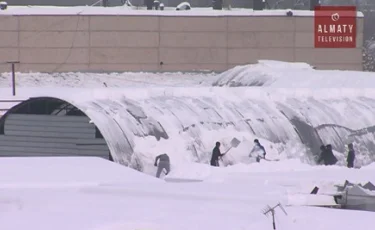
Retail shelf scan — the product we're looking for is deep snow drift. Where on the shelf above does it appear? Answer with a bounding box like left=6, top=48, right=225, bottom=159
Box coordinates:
left=1, top=157, right=375, bottom=230
left=0, top=157, right=160, bottom=188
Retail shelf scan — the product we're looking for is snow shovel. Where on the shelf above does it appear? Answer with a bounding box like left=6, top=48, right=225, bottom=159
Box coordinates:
left=219, top=138, right=241, bottom=165
left=223, top=137, right=241, bottom=155
left=261, top=157, right=280, bottom=162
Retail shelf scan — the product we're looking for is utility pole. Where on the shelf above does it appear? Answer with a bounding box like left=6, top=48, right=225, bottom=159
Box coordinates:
left=6, top=61, right=20, bottom=96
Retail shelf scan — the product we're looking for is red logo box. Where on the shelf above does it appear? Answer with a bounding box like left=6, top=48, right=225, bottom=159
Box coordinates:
left=314, top=6, right=357, bottom=48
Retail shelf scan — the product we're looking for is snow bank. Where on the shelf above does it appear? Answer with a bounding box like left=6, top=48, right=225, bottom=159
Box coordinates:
left=0, top=157, right=160, bottom=188
left=165, top=159, right=316, bottom=182
left=212, top=60, right=375, bottom=88
left=212, top=60, right=315, bottom=87
left=0, top=71, right=212, bottom=88
left=1, top=155, right=375, bottom=230
left=1, top=60, right=374, bottom=90
left=361, top=162, right=375, bottom=170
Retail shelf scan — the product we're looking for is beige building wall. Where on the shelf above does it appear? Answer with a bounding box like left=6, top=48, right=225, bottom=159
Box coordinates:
left=0, top=14, right=364, bottom=73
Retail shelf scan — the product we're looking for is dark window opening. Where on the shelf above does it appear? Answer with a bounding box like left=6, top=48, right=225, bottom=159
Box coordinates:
left=0, top=97, right=106, bottom=141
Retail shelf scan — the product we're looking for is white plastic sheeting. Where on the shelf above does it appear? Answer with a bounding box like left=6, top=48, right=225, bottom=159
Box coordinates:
left=2, top=87, right=375, bottom=172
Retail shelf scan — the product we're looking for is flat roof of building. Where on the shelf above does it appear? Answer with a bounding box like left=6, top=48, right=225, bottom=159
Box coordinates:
left=0, top=5, right=365, bottom=17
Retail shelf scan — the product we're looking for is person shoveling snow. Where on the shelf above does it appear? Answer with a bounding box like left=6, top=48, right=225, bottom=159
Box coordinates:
left=154, top=153, right=171, bottom=178
left=210, top=142, right=224, bottom=167
left=210, top=138, right=241, bottom=167
left=249, top=139, right=267, bottom=162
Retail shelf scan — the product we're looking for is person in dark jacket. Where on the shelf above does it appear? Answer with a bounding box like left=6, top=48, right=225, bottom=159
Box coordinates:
left=154, top=153, right=170, bottom=178
left=347, top=143, right=355, bottom=168
left=210, top=142, right=224, bottom=167
left=317, top=144, right=337, bottom=166
left=317, top=145, right=327, bottom=165
left=325, top=144, right=338, bottom=165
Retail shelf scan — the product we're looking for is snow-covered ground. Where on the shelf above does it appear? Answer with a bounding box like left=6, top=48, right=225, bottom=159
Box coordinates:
left=0, top=71, right=212, bottom=89
left=1, top=156, right=374, bottom=230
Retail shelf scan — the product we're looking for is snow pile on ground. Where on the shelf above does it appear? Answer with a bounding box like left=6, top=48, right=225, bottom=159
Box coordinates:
left=212, top=60, right=315, bottom=87
left=1, top=156, right=375, bottom=230
left=165, top=159, right=315, bottom=182
left=212, top=60, right=375, bottom=87
left=0, top=71, right=213, bottom=88
left=0, top=157, right=160, bottom=188
left=2, top=60, right=375, bottom=91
